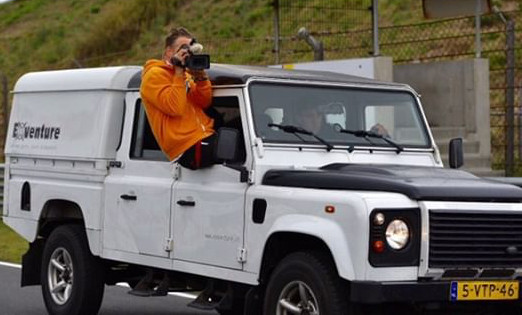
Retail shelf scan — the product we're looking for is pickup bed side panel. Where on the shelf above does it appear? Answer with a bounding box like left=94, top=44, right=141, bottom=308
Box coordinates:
left=6, top=166, right=105, bottom=255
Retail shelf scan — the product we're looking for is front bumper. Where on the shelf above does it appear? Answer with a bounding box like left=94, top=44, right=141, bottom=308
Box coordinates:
left=350, top=280, right=521, bottom=304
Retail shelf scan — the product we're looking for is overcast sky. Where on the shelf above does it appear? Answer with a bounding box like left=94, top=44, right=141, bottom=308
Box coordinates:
left=0, top=0, right=14, bottom=4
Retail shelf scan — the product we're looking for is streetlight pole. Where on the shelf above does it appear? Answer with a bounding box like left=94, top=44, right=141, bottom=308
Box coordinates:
left=273, top=0, right=280, bottom=64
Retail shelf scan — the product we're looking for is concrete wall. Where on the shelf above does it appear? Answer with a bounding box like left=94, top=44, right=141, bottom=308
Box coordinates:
left=394, top=59, right=491, bottom=157
left=373, top=56, right=393, bottom=82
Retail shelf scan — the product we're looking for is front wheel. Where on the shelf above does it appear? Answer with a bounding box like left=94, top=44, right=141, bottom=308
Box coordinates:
left=41, top=224, right=105, bottom=315
left=263, top=251, right=350, bottom=315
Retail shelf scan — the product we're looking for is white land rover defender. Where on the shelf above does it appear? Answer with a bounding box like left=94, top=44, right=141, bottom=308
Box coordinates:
left=4, top=65, right=522, bottom=315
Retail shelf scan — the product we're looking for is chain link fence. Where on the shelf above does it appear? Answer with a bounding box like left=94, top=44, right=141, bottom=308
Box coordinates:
left=200, top=3, right=522, bottom=174
left=197, top=0, right=376, bottom=66
left=377, top=11, right=522, bottom=173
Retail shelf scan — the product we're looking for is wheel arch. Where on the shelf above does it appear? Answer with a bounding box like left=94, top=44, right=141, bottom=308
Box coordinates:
left=38, top=199, right=85, bottom=237
left=21, top=199, right=94, bottom=287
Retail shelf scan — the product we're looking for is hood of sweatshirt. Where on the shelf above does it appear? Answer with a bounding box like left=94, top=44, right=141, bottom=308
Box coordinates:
left=143, top=59, right=172, bottom=76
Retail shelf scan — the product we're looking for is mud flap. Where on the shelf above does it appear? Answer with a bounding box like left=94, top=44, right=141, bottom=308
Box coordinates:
left=21, top=239, right=44, bottom=286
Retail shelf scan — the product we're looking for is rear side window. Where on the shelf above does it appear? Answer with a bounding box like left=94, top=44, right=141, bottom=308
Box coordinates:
left=130, top=96, right=247, bottom=163
left=130, top=100, right=168, bottom=161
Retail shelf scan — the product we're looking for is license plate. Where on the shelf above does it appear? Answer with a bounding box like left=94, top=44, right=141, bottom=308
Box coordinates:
left=450, top=281, right=519, bottom=301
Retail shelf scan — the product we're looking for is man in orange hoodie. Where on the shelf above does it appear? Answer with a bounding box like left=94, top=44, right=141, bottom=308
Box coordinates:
left=140, top=27, right=216, bottom=169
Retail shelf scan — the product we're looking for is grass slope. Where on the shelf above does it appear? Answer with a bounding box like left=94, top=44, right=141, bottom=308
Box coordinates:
left=0, top=0, right=275, bottom=87
left=0, top=0, right=517, bottom=88
left=0, top=220, right=28, bottom=263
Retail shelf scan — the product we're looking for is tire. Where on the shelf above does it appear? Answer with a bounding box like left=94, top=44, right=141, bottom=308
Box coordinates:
left=41, top=224, right=105, bottom=315
left=263, top=251, right=349, bottom=315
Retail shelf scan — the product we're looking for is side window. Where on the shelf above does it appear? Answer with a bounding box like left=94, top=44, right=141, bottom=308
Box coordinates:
left=130, top=100, right=168, bottom=161
left=212, top=96, right=246, bottom=164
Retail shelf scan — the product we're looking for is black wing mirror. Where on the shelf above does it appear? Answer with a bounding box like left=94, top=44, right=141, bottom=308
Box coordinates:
left=214, top=128, right=239, bottom=162
left=448, top=138, right=464, bottom=169
left=214, top=128, right=248, bottom=182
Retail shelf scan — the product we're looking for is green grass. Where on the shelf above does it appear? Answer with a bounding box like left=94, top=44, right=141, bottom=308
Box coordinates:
left=0, top=0, right=519, bottom=88
left=0, top=220, right=28, bottom=264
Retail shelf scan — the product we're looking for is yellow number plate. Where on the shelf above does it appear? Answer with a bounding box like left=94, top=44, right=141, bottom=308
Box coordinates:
left=450, top=281, right=519, bottom=301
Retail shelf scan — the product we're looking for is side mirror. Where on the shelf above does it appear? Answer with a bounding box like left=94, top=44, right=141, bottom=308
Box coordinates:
left=214, top=128, right=249, bottom=183
left=214, top=128, right=239, bottom=162
left=448, top=138, right=464, bottom=169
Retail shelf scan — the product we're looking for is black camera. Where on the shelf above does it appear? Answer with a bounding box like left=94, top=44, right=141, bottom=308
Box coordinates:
left=172, top=39, right=210, bottom=70
left=186, top=54, right=210, bottom=70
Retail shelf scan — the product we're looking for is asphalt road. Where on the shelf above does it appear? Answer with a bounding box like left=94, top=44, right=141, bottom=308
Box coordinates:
left=3, top=261, right=520, bottom=315
left=0, top=262, right=217, bottom=315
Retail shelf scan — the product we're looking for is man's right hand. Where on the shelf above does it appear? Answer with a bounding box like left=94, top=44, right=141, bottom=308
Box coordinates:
left=172, top=47, right=190, bottom=76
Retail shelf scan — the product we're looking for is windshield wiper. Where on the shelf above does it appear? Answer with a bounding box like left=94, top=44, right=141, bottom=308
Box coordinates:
left=337, top=128, right=403, bottom=154
left=268, top=123, right=334, bottom=152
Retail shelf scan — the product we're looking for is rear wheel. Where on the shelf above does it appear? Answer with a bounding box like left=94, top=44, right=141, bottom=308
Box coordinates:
left=263, top=251, right=350, bottom=315
left=41, top=224, right=105, bottom=315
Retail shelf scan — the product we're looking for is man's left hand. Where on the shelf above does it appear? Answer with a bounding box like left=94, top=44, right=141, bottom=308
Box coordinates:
left=188, top=69, right=208, bottom=81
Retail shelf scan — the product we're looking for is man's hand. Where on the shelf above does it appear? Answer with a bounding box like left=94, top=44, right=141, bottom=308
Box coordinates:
left=370, top=123, right=390, bottom=137
left=172, top=46, right=190, bottom=76
left=188, top=69, right=208, bottom=81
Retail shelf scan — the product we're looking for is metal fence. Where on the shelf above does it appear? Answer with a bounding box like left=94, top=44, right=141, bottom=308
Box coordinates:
left=204, top=5, right=520, bottom=174
left=376, top=11, right=522, bottom=174
left=194, top=0, right=376, bottom=66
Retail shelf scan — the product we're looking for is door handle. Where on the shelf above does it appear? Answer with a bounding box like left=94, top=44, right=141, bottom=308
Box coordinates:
left=120, top=194, right=137, bottom=201
left=177, top=200, right=195, bottom=207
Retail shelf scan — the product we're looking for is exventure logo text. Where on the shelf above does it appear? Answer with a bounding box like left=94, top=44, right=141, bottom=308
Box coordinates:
left=12, top=122, right=61, bottom=141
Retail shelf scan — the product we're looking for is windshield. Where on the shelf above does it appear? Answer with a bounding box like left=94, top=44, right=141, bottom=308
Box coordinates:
left=249, top=82, right=430, bottom=149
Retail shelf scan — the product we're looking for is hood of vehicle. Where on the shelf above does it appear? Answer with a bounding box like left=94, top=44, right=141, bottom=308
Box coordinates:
left=262, top=164, right=522, bottom=202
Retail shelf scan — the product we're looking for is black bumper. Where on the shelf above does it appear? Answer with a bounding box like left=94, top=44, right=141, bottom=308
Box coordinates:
left=349, top=280, right=520, bottom=304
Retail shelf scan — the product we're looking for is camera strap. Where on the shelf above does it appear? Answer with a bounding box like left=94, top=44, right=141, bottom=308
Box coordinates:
left=185, top=80, right=191, bottom=94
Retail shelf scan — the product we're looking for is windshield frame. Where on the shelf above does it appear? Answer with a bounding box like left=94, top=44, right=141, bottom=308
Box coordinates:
left=245, top=78, right=434, bottom=152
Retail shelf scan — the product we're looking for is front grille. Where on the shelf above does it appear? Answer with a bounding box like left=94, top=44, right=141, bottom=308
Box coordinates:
left=429, top=210, right=522, bottom=268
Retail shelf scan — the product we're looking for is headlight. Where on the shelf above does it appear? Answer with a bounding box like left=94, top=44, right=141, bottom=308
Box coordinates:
left=369, top=209, right=420, bottom=267
left=385, top=219, right=410, bottom=250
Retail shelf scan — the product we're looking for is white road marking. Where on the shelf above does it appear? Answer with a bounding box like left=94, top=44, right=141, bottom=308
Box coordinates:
left=0, top=261, right=21, bottom=269
left=0, top=261, right=197, bottom=300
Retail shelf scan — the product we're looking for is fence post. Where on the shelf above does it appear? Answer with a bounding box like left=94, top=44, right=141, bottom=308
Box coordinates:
left=505, top=19, right=515, bottom=176
left=517, top=87, right=522, bottom=162
left=474, top=0, right=482, bottom=58
left=371, top=0, right=380, bottom=56
left=273, top=0, right=280, bottom=65
left=0, top=71, right=7, bottom=144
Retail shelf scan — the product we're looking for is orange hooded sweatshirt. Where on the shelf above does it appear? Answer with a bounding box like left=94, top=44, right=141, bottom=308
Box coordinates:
left=140, top=59, right=214, bottom=160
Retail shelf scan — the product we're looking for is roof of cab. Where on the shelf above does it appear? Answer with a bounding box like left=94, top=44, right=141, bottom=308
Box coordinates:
left=129, top=63, right=408, bottom=89
left=14, top=64, right=408, bottom=93
left=204, top=63, right=407, bottom=88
